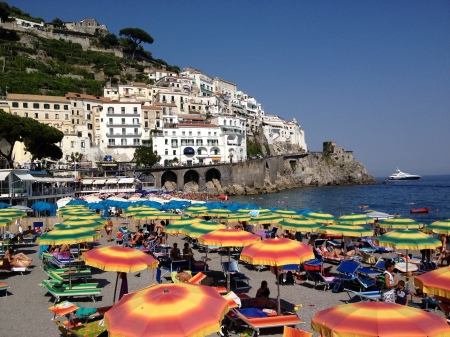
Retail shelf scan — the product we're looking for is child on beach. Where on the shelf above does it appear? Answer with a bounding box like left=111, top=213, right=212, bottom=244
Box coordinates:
left=395, top=280, right=410, bottom=305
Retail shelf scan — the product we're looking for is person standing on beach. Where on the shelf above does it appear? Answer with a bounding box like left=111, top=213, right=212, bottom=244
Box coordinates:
left=381, top=260, right=398, bottom=302
left=105, top=218, right=113, bottom=242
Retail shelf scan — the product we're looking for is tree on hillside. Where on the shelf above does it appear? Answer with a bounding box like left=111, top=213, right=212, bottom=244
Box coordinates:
left=22, top=121, right=64, bottom=162
left=51, top=18, right=65, bottom=29
left=0, top=110, right=27, bottom=166
left=119, top=28, right=154, bottom=60
left=0, top=2, right=11, bottom=22
left=133, top=140, right=160, bottom=167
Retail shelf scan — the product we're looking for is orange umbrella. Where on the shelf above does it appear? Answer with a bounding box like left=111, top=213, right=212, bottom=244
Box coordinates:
left=312, top=302, right=450, bottom=337
left=240, top=238, right=314, bottom=315
left=105, top=283, right=229, bottom=337
left=414, top=266, right=450, bottom=299
left=82, top=246, right=158, bottom=304
left=198, top=228, right=260, bottom=291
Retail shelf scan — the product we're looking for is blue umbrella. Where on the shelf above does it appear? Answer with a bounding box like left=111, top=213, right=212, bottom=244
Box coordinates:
left=0, top=202, right=12, bottom=209
left=67, top=199, right=88, bottom=206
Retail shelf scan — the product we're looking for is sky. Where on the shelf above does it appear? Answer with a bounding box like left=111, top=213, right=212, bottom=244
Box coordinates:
left=5, top=0, right=450, bottom=176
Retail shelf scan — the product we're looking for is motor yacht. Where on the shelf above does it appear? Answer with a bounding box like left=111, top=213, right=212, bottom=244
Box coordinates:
left=388, top=168, right=421, bottom=180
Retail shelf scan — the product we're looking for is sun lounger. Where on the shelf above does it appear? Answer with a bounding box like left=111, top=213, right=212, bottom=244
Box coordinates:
left=304, top=269, right=339, bottom=291
left=0, top=282, right=10, bottom=297
left=188, top=272, right=207, bottom=284
left=0, top=260, right=29, bottom=274
left=344, top=289, right=382, bottom=303
left=222, top=261, right=251, bottom=290
left=227, top=308, right=303, bottom=337
left=53, top=317, right=106, bottom=337
left=41, top=280, right=101, bottom=304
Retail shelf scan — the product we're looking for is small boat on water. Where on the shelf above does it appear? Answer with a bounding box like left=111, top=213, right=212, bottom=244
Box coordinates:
left=410, top=207, right=430, bottom=214
left=388, top=168, right=421, bottom=180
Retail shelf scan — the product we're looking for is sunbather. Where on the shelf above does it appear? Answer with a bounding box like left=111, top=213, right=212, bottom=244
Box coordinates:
left=4, top=247, right=32, bottom=268
left=251, top=281, right=276, bottom=308
left=170, top=243, right=182, bottom=260
left=182, top=242, right=207, bottom=268
left=175, top=269, right=192, bottom=282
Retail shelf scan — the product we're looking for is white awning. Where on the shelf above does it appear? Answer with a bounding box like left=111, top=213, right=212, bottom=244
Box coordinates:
left=119, top=178, right=135, bottom=184
left=32, top=177, right=75, bottom=183
left=14, top=171, right=36, bottom=181
left=0, top=171, right=10, bottom=181
left=106, top=179, right=119, bottom=184
left=81, top=179, right=95, bottom=185
left=93, top=179, right=107, bottom=185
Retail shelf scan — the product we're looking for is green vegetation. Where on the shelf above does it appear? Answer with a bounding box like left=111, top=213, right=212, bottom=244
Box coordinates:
left=0, top=110, right=64, bottom=164
left=246, top=139, right=264, bottom=158
left=133, top=139, right=161, bottom=167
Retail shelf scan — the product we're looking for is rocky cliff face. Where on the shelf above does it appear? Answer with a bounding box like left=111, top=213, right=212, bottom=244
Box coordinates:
left=213, top=153, right=376, bottom=196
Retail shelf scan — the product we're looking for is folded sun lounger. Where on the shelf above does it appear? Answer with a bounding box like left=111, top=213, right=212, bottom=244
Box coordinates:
left=227, top=308, right=303, bottom=337
left=41, top=280, right=101, bottom=304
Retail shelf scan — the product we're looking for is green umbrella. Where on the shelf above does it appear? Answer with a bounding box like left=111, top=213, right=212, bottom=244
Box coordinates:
left=220, top=214, right=252, bottom=223
left=181, top=221, right=226, bottom=238
left=316, top=224, right=373, bottom=237
left=338, top=213, right=374, bottom=225
left=423, top=219, right=450, bottom=235
left=164, top=217, right=201, bottom=234
left=37, top=228, right=101, bottom=245
left=0, top=210, right=27, bottom=220
left=277, top=218, right=321, bottom=232
left=132, top=211, right=181, bottom=221
left=248, top=214, right=282, bottom=225
left=0, top=217, right=14, bottom=227
left=58, top=212, right=103, bottom=220
left=236, top=208, right=272, bottom=216
left=53, top=223, right=102, bottom=231
left=378, top=217, right=423, bottom=229
left=304, top=211, right=335, bottom=224
left=61, top=217, right=107, bottom=226
left=122, top=206, right=159, bottom=216
left=272, top=209, right=302, bottom=218
left=375, top=229, right=441, bottom=250
left=203, top=209, right=233, bottom=218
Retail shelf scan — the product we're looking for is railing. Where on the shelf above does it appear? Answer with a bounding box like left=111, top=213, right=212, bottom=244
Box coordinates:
left=106, top=122, right=141, bottom=126
left=106, top=132, right=142, bottom=137
left=107, top=144, right=140, bottom=148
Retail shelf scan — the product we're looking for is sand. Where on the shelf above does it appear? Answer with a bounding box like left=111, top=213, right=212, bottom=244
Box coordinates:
left=0, top=217, right=446, bottom=337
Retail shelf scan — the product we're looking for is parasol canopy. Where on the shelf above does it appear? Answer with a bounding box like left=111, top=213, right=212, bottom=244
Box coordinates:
left=414, top=266, right=450, bottom=299
left=277, top=218, right=321, bottom=232
left=338, top=213, right=374, bottom=225
left=316, top=224, right=373, bottom=237
left=304, top=211, right=335, bottom=224
left=423, top=219, right=450, bottom=235
left=374, top=229, right=441, bottom=250
left=378, top=217, right=423, bottom=229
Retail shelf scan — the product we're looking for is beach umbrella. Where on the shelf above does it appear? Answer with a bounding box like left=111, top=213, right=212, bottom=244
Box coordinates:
left=206, top=208, right=233, bottom=218
left=316, top=224, right=373, bottom=237
left=0, top=217, right=14, bottom=227
left=198, top=228, right=260, bottom=291
left=164, top=217, right=201, bottom=234
left=60, top=217, right=107, bottom=226
left=0, top=202, right=12, bottom=209
left=277, top=218, right=321, bottom=232
left=181, top=221, right=226, bottom=239
left=82, top=246, right=159, bottom=304
left=378, top=216, right=423, bottom=229
left=122, top=206, right=159, bottom=216
left=219, top=214, right=252, bottom=224
left=240, top=238, right=314, bottom=315
left=304, top=211, right=335, bottom=224
left=375, top=229, right=442, bottom=280
left=132, top=211, right=181, bottom=221
left=53, top=223, right=103, bottom=231
left=414, top=266, right=450, bottom=299
left=311, top=302, right=450, bottom=337
left=183, top=205, right=208, bottom=216
left=237, top=208, right=272, bottom=216
left=338, top=213, right=374, bottom=225
left=104, top=283, right=229, bottom=337
left=58, top=212, right=103, bottom=220
left=248, top=214, right=283, bottom=226
left=423, top=219, right=450, bottom=235
left=271, top=209, right=302, bottom=218
left=0, top=209, right=27, bottom=220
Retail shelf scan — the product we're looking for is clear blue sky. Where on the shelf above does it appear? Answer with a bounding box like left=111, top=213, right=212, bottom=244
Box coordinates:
left=6, top=0, right=450, bottom=176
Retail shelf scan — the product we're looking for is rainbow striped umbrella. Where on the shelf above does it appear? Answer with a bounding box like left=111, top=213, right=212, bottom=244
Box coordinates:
left=82, top=246, right=159, bottom=304
left=181, top=221, right=227, bottom=238
left=278, top=218, right=321, bottom=232
left=241, top=238, right=314, bottom=315
left=316, top=224, right=373, bottom=237
left=164, top=217, right=201, bottom=234
left=199, top=228, right=260, bottom=291
left=105, top=283, right=229, bottom=337
left=304, top=211, right=335, bottom=224
left=378, top=216, right=423, bottom=229
left=312, top=302, right=450, bottom=337
left=414, top=266, right=450, bottom=299
left=423, top=219, right=450, bottom=235
left=338, top=213, right=374, bottom=225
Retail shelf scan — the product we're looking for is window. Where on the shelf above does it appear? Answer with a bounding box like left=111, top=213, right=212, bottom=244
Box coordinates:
left=133, top=139, right=140, bottom=145
left=172, top=131, right=176, bottom=136
left=87, top=114, right=91, bottom=120
left=121, top=139, right=127, bottom=145
left=71, top=141, right=74, bottom=148
left=108, top=139, right=115, bottom=146
left=121, top=128, right=126, bottom=135
left=33, top=103, right=39, bottom=109
left=74, top=102, right=77, bottom=107
left=34, top=113, right=39, bottom=118
left=134, top=128, right=138, bottom=135
left=65, top=114, right=69, bottom=120
left=81, top=141, right=85, bottom=148
left=121, top=118, right=125, bottom=124
left=133, top=107, right=138, bottom=114
left=44, top=104, right=50, bottom=109
left=182, top=131, right=185, bottom=136
left=197, top=131, right=201, bottom=136
left=121, top=107, right=125, bottom=113
left=54, top=104, right=60, bottom=110
left=23, top=102, right=28, bottom=108
left=164, top=131, right=168, bottom=136
left=109, top=118, right=113, bottom=124
left=64, top=105, right=69, bottom=110
left=55, top=114, right=59, bottom=119
left=24, top=112, right=28, bottom=118
left=12, top=102, right=18, bottom=108
left=173, top=150, right=176, bottom=155
left=109, top=128, right=113, bottom=135
left=87, top=104, right=90, bottom=110
left=165, top=149, right=168, bottom=155
left=45, top=113, right=49, bottom=119
left=165, top=139, right=168, bottom=145
left=145, top=121, right=148, bottom=128
left=108, top=107, right=114, bottom=114
left=189, top=131, right=192, bottom=136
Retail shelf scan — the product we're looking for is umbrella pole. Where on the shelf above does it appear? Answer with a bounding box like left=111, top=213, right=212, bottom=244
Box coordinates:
left=227, top=247, right=231, bottom=292
left=405, top=248, right=409, bottom=290
left=113, top=272, right=119, bottom=305
left=276, top=266, right=281, bottom=316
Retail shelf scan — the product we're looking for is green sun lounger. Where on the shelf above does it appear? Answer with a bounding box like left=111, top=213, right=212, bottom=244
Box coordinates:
left=44, top=268, right=91, bottom=283
left=41, top=280, right=101, bottom=304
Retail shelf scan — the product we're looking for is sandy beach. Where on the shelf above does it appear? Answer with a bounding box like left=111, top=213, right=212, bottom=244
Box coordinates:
left=0, top=216, right=446, bottom=337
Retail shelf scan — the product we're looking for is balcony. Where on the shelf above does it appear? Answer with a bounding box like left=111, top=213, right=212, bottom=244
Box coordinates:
left=106, top=132, right=142, bottom=137
left=107, top=144, right=140, bottom=148
left=106, top=112, right=140, bottom=117
left=106, top=122, right=141, bottom=126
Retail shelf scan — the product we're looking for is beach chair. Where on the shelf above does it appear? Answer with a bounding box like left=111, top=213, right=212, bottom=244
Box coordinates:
left=305, top=269, right=339, bottom=291
left=0, top=282, right=10, bottom=297
left=0, top=259, right=29, bottom=274
left=44, top=269, right=92, bottom=284
left=227, top=308, right=303, bottom=337
left=41, top=280, right=101, bottom=304
left=222, top=261, right=251, bottom=290
left=336, top=260, right=375, bottom=292
left=283, top=326, right=312, bottom=337
left=344, top=289, right=382, bottom=303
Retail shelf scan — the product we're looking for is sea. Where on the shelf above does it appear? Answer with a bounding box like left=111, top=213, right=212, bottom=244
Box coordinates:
left=231, top=175, right=450, bottom=225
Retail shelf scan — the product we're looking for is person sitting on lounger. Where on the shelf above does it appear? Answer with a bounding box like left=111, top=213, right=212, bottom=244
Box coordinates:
left=182, top=242, right=207, bottom=268
left=128, top=228, right=144, bottom=245
left=175, top=269, right=192, bottom=282
left=251, top=281, right=276, bottom=308
left=4, top=247, right=32, bottom=268
left=328, top=246, right=361, bottom=258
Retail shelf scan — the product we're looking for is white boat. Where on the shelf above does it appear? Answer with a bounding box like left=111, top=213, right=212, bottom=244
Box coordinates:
left=388, top=168, right=421, bottom=180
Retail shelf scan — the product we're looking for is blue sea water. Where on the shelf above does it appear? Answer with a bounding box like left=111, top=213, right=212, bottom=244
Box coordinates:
left=231, top=175, right=450, bottom=225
